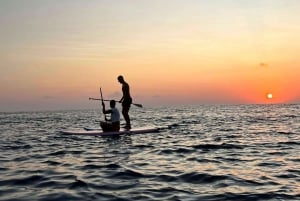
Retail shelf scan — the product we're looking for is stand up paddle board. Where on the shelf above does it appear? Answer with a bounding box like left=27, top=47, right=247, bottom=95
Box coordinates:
left=60, top=126, right=159, bottom=136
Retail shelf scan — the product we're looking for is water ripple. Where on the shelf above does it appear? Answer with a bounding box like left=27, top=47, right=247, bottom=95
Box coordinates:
left=0, top=105, right=299, bottom=201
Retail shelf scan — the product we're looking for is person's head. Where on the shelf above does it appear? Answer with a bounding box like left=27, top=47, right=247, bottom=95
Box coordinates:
left=117, top=75, right=124, bottom=83
left=110, top=100, right=116, bottom=108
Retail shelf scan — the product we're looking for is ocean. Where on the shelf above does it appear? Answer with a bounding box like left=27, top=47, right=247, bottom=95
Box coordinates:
left=0, top=104, right=299, bottom=201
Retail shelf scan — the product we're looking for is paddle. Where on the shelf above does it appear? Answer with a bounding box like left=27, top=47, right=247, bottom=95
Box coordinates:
left=100, top=88, right=108, bottom=121
left=89, top=97, right=143, bottom=108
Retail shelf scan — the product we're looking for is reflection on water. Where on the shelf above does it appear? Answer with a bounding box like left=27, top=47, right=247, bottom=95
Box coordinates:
left=0, top=104, right=299, bottom=201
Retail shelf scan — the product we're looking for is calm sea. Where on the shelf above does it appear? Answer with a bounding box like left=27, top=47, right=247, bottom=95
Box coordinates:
left=0, top=104, right=299, bottom=201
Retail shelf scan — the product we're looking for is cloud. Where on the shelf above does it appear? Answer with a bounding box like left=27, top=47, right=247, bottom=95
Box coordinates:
left=152, top=95, right=161, bottom=98
left=259, top=62, right=268, bottom=67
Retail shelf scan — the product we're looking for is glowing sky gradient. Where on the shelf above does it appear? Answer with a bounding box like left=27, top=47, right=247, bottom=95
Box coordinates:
left=1, top=0, right=300, bottom=111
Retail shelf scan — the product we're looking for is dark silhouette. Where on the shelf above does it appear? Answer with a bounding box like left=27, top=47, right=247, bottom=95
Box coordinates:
left=118, top=75, right=132, bottom=129
left=100, top=100, right=120, bottom=132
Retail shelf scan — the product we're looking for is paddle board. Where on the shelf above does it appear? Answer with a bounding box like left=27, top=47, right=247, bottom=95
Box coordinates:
left=60, top=126, right=159, bottom=136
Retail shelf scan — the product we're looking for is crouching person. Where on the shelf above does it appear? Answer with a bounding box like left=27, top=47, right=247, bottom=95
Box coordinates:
left=100, top=100, right=120, bottom=132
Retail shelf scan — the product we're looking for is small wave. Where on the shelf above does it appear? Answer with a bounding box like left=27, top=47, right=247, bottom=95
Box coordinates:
left=257, top=162, right=283, bottom=167
left=133, top=144, right=155, bottom=149
left=278, top=141, right=300, bottom=146
left=287, top=169, right=300, bottom=174
left=163, top=116, right=174, bottom=120
left=68, top=178, right=89, bottom=189
left=159, top=147, right=194, bottom=155
left=3, top=144, right=32, bottom=150
left=277, top=131, right=295, bottom=135
left=81, top=162, right=120, bottom=169
left=109, top=169, right=146, bottom=180
left=167, top=123, right=181, bottom=128
left=276, top=173, right=298, bottom=179
left=48, top=150, right=66, bottom=156
left=42, top=160, right=61, bottom=166
left=218, top=128, right=238, bottom=132
left=179, top=172, right=229, bottom=184
left=156, top=172, right=229, bottom=184
left=82, top=164, right=118, bottom=170
left=38, top=192, right=82, bottom=201
left=192, top=143, right=244, bottom=150
left=233, top=177, right=266, bottom=186
left=35, top=180, right=62, bottom=188
left=13, top=156, right=29, bottom=162
left=47, top=149, right=84, bottom=156
left=68, top=150, right=85, bottom=155
left=188, top=157, right=222, bottom=164
left=156, top=174, right=178, bottom=182
left=10, top=175, right=46, bottom=186
left=0, top=167, right=9, bottom=171
left=105, top=163, right=121, bottom=169
left=82, top=164, right=102, bottom=170
left=200, top=191, right=297, bottom=201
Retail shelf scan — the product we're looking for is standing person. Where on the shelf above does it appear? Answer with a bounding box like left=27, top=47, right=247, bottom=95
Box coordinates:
left=100, top=100, right=120, bottom=132
left=117, top=75, right=132, bottom=129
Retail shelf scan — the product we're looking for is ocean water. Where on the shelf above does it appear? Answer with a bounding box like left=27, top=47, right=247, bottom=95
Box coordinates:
left=0, top=104, right=299, bottom=201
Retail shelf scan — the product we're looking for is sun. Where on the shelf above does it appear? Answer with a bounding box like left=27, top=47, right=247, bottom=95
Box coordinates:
left=266, top=93, right=273, bottom=99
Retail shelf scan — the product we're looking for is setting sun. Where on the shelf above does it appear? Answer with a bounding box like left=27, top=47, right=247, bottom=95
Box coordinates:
left=267, top=93, right=273, bottom=99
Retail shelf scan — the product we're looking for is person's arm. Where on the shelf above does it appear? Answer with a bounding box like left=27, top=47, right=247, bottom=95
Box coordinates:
left=102, top=102, right=113, bottom=114
left=103, top=109, right=112, bottom=114
left=101, top=102, right=108, bottom=121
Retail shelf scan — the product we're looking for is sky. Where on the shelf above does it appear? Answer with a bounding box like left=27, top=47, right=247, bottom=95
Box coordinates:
left=1, top=0, right=300, bottom=112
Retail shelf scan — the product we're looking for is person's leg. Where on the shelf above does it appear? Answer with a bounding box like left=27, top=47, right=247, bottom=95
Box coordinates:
left=100, top=121, right=108, bottom=132
left=122, top=106, right=131, bottom=128
left=112, top=121, right=120, bottom=131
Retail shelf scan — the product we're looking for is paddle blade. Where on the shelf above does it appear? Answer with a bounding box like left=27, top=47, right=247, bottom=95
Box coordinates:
left=133, top=103, right=143, bottom=108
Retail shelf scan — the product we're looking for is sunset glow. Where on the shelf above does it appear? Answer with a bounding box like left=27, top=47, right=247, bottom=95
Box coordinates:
left=267, top=93, right=273, bottom=99
left=0, top=0, right=300, bottom=111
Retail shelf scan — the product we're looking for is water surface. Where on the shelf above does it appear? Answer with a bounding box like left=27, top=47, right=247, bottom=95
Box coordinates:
left=0, top=104, right=299, bottom=201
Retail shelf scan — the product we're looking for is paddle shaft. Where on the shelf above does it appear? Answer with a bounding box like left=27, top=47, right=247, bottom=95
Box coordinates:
left=89, top=97, right=143, bottom=108
left=100, top=88, right=108, bottom=121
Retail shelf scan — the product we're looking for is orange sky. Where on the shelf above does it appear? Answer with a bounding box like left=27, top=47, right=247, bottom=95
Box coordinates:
left=0, top=1, right=300, bottom=111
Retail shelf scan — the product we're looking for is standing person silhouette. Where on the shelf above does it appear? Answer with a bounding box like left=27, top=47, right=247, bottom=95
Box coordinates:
left=118, top=75, right=132, bottom=129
